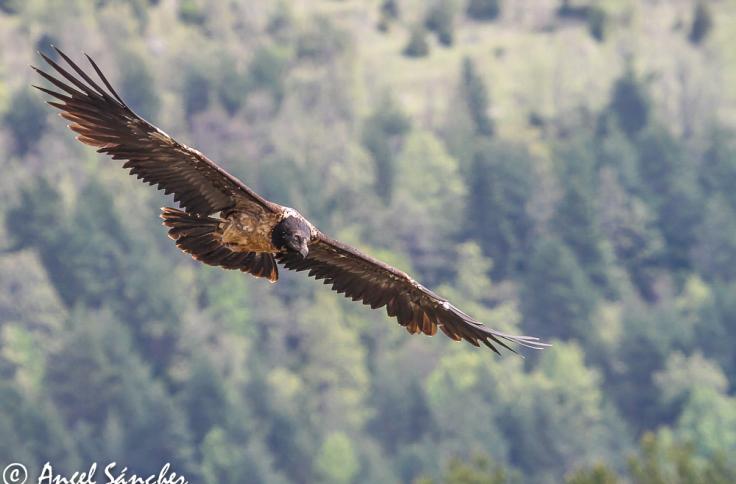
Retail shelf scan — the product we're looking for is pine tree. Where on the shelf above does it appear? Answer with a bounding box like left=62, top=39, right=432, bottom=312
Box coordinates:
left=587, top=6, right=607, bottom=42
left=403, top=26, right=430, bottom=58
left=361, top=95, right=411, bottom=201
left=180, top=356, right=230, bottom=444
left=4, top=89, right=48, bottom=155
left=118, top=49, right=160, bottom=121
left=689, top=2, right=713, bottom=45
left=522, top=237, right=597, bottom=341
left=381, top=0, right=399, bottom=20
left=460, top=58, right=494, bottom=137
left=466, top=0, right=500, bottom=21
left=183, top=66, right=211, bottom=118
left=425, top=0, right=455, bottom=46
left=553, top=145, right=609, bottom=288
left=609, top=69, right=650, bottom=138
left=466, top=141, right=533, bottom=278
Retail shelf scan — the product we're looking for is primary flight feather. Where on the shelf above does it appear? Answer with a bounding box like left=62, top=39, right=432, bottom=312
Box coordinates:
left=33, top=47, right=548, bottom=354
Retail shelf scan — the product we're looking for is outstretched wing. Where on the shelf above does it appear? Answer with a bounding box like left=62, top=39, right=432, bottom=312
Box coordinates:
left=33, top=47, right=279, bottom=217
left=277, top=233, right=548, bottom=354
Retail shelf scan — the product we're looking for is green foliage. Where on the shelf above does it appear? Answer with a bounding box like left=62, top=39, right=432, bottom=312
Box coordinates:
left=403, top=26, right=430, bottom=58
left=425, top=0, right=456, bottom=47
left=180, top=357, right=229, bottom=443
left=699, top=128, right=736, bottom=209
left=217, top=59, right=250, bottom=116
left=675, top=386, right=736, bottom=458
left=0, top=0, right=19, bottom=14
left=118, top=49, right=160, bottom=120
left=460, top=58, right=494, bottom=137
left=4, top=88, right=47, bottom=155
left=656, top=180, right=703, bottom=271
left=557, top=1, right=590, bottom=20
left=0, top=381, right=80, bottom=476
left=182, top=65, right=211, bottom=118
left=554, top=143, right=610, bottom=289
left=587, top=7, right=607, bottom=42
left=381, top=0, right=399, bottom=20
left=35, top=33, right=59, bottom=60
left=200, top=428, right=287, bottom=484
left=692, top=195, right=736, bottom=281
left=566, top=463, right=619, bottom=484
left=689, top=2, right=713, bottom=45
left=45, top=309, right=195, bottom=474
left=4, top=2, right=736, bottom=483
left=361, top=95, right=411, bottom=201
left=247, top=44, right=290, bottom=106
left=653, top=351, right=728, bottom=420
left=629, top=432, right=736, bottom=484
left=315, top=432, right=359, bottom=484
left=466, top=0, right=500, bottom=21
left=597, top=167, right=663, bottom=299
left=434, top=455, right=514, bottom=484
left=296, top=16, right=350, bottom=61
left=522, top=237, right=597, bottom=341
left=178, top=0, right=206, bottom=26
left=5, top=177, right=62, bottom=251
left=609, top=69, right=650, bottom=138
left=466, top=141, right=533, bottom=278
left=267, top=1, right=295, bottom=43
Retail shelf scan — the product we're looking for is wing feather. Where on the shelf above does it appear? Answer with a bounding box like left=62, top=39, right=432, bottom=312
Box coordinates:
left=278, top=233, right=549, bottom=354
left=34, top=47, right=279, bottom=217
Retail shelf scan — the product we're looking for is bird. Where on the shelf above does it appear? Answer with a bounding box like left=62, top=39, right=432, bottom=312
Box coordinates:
left=33, top=47, right=548, bottom=355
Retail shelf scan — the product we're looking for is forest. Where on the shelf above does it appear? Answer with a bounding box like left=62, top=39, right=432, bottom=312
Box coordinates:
left=0, top=0, right=735, bottom=482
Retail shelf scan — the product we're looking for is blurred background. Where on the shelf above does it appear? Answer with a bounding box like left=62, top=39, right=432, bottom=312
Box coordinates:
left=1, top=0, right=735, bottom=482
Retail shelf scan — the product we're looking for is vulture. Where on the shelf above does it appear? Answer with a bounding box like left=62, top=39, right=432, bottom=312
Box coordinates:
left=33, top=47, right=548, bottom=355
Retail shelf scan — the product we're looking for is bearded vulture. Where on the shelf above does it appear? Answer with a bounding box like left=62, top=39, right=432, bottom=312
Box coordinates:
left=33, top=47, right=547, bottom=354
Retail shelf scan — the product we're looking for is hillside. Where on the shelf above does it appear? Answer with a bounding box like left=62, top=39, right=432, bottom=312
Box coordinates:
left=1, top=1, right=736, bottom=483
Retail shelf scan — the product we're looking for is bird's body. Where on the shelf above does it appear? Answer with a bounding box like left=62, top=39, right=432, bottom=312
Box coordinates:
left=34, top=47, right=548, bottom=354
left=221, top=207, right=303, bottom=255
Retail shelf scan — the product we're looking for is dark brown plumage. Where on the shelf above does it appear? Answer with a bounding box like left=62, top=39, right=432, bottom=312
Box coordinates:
left=34, top=47, right=548, bottom=355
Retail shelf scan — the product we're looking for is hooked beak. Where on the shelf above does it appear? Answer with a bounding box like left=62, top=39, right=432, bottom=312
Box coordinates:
left=298, top=244, right=309, bottom=259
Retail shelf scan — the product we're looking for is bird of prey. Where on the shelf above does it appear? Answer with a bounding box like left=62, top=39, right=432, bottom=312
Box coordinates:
left=33, top=47, right=547, bottom=354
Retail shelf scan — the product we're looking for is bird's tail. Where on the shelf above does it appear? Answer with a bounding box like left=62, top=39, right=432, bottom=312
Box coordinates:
left=160, top=207, right=278, bottom=282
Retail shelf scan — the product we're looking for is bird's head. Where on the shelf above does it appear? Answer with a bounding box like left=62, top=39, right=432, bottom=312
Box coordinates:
left=272, top=215, right=311, bottom=258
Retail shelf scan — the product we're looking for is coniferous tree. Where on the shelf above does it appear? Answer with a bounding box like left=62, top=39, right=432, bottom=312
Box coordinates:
left=699, top=129, right=736, bottom=208
left=180, top=356, right=230, bottom=444
left=378, top=0, right=400, bottom=31
left=403, top=26, right=430, bottom=57
left=689, top=2, right=713, bottom=45
left=361, top=95, right=411, bottom=202
left=522, top=237, right=597, bottom=341
left=609, top=69, right=650, bottom=138
left=178, top=0, right=206, bottom=26
left=218, top=59, right=250, bottom=116
left=5, top=177, right=62, bottom=252
left=466, top=0, right=500, bottom=21
left=4, top=89, right=48, bottom=156
left=466, top=141, right=533, bottom=278
left=629, top=432, right=736, bottom=483
left=554, top=145, right=609, bottom=288
left=183, top=66, right=211, bottom=118
left=588, top=6, right=607, bottom=42
left=381, top=0, right=399, bottom=20
left=460, top=57, right=494, bottom=137
left=247, top=45, right=289, bottom=106
left=118, top=49, right=160, bottom=121
left=692, top=196, right=736, bottom=282
left=425, top=0, right=455, bottom=46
